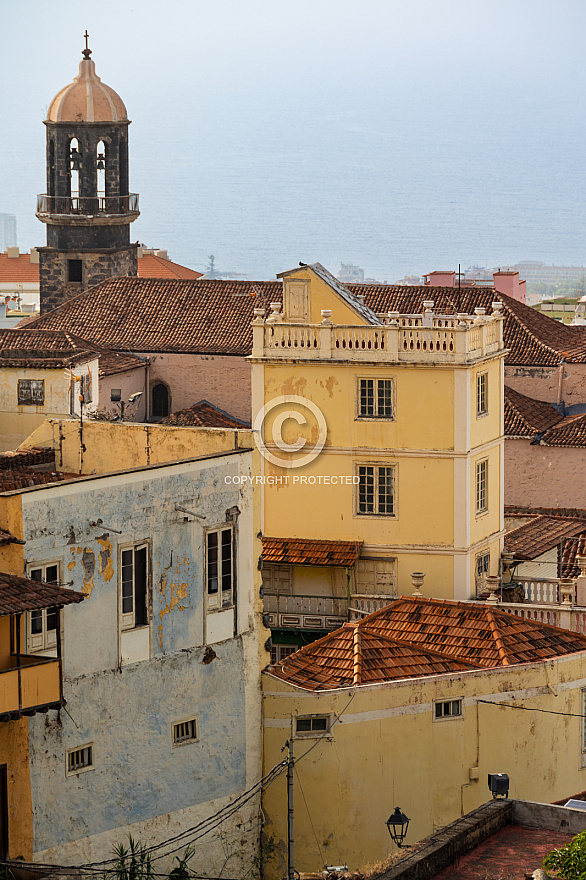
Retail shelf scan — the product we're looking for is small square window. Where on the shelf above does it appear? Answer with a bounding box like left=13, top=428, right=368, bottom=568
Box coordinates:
left=434, top=700, right=462, bottom=720
left=18, top=379, right=44, bottom=406
left=294, top=715, right=330, bottom=736
left=173, top=717, right=198, bottom=747
left=477, top=372, right=488, bottom=416
left=68, top=259, right=82, bottom=283
left=66, top=743, right=94, bottom=775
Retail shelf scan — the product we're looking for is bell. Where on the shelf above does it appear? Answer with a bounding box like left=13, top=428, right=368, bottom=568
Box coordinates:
left=70, top=149, right=82, bottom=171
left=97, top=153, right=106, bottom=170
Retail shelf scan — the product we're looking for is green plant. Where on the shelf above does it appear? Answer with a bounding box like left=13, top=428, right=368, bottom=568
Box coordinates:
left=168, top=845, right=196, bottom=880
left=543, top=830, right=586, bottom=880
left=110, top=835, right=153, bottom=880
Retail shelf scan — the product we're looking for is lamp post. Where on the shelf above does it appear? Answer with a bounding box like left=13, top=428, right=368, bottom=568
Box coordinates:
left=386, top=808, right=410, bottom=847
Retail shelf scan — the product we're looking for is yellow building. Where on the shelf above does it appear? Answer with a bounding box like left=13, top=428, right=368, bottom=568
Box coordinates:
left=250, top=263, right=506, bottom=653
left=261, top=595, right=586, bottom=878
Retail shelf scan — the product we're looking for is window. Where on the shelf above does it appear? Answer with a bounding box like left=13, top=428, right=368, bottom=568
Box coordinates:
left=66, top=744, right=94, bottom=775
left=120, top=543, right=148, bottom=630
left=172, top=717, right=198, bottom=747
left=81, top=374, right=92, bottom=403
left=206, top=527, right=234, bottom=611
left=27, top=563, right=59, bottom=653
left=475, top=551, right=490, bottom=594
left=357, top=465, right=395, bottom=516
left=270, top=644, right=297, bottom=665
left=68, top=259, right=82, bottom=283
left=355, top=558, right=397, bottom=596
left=434, top=700, right=462, bottom=720
left=294, top=715, right=330, bottom=736
left=476, top=460, right=488, bottom=514
left=18, top=379, right=44, bottom=406
left=357, top=378, right=394, bottom=419
left=262, top=564, right=293, bottom=595
left=477, top=372, right=488, bottom=416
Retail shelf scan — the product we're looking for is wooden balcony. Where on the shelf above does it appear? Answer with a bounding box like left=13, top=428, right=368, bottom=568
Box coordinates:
left=0, top=656, right=61, bottom=720
left=264, top=592, right=397, bottom=630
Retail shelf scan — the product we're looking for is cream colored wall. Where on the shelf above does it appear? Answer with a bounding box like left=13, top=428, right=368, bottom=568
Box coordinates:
left=469, top=445, right=502, bottom=547
left=0, top=716, right=33, bottom=859
left=0, top=362, right=97, bottom=452
left=21, top=419, right=255, bottom=475
left=282, top=268, right=370, bottom=327
left=469, top=360, right=502, bottom=450
left=262, top=654, right=586, bottom=878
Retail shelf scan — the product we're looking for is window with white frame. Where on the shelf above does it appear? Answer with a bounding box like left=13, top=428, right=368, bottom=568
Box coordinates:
left=66, top=743, right=94, bottom=775
left=477, top=372, right=488, bottom=416
left=357, top=464, right=395, bottom=516
left=434, top=699, right=462, bottom=720
left=476, top=460, right=488, bottom=514
left=27, top=562, right=59, bottom=653
left=120, top=543, right=149, bottom=630
left=294, top=715, right=330, bottom=736
left=357, top=378, right=394, bottom=419
left=206, top=526, right=234, bottom=611
left=271, top=643, right=297, bottom=665
left=18, top=379, right=44, bottom=406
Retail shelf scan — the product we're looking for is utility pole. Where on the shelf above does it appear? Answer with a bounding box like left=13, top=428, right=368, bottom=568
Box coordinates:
left=287, top=739, right=294, bottom=880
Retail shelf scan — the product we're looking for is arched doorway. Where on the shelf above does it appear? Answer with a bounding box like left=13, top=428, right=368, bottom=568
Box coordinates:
left=151, top=383, right=169, bottom=419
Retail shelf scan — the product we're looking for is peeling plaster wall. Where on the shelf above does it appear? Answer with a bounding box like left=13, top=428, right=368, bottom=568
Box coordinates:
left=505, top=438, right=586, bottom=509
left=20, top=451, right=267, bottom=871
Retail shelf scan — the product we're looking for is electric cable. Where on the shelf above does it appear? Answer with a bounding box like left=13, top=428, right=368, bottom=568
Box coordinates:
left=477, top=699, right=586, bottom=718
left=294, top=764, right=325, bottom=866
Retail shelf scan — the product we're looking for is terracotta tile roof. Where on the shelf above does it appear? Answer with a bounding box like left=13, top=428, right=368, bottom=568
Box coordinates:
left=0, top=254, right=39, bottom=283
left=24, top=278, right=281, bottom=355
left=0, top=447, right=55, bottom=471
left=160, top=399, right=250, bottom=428
left=0, top=468, right=74, bottom=493
left=262, top=537, right=363, bottom=567
left=349, top=284, right=586, bottom=366
left=137, top=254, right=203, bottom=280
left=0, top=328, right=143, bottom=375
left=539, top=411, right=586, bottom=447
left=504, top=386, right=563, bottom=437
left=560, top=534, right=586, bottom=578
left=505, top=505, right=586, bottom=521
left=0, top=572, right=84, bottom=615
left=504, top=515, right=586, bottom=560
left=23, top=276, right=586, bottom=364
left=268, top=597, right=586, bottom=688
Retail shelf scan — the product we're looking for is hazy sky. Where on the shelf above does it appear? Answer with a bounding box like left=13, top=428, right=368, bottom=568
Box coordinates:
left=2, top=0, right=586, bottom=278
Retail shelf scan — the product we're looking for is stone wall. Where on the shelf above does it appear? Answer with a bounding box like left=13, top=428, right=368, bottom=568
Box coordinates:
left=39, top=245, right=137, bottom=313
left=505, top=363, right=586, bottom=407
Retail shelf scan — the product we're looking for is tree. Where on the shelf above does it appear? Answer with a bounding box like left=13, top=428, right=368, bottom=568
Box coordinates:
left=543, top=830, right=586, bottom=880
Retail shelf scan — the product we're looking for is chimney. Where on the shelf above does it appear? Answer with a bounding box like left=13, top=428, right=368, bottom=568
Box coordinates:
left=424, top=271, right=455, bottom=288
left=29, top=248, right=39, bottom=264
left=6, top=246, right=19, bottom=259
left=155, top=249, right=169, bottom=260
left=493, top=270, right=526, bottom=304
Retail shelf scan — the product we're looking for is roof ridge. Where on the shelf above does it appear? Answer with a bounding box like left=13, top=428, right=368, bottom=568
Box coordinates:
left=353, top=623, right=362, bottom=686
left=360, top=625, right=480, bottom=668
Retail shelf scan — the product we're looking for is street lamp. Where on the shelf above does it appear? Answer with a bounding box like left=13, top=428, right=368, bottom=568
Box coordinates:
left=386, top=808, right=410, bottom=847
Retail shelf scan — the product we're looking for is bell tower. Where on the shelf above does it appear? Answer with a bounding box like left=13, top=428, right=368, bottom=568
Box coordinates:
left=36, top=35, right=139, bottom=314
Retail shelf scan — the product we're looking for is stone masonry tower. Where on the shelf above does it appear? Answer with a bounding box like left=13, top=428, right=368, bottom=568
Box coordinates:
left=36, top=37, right=139, bottom=313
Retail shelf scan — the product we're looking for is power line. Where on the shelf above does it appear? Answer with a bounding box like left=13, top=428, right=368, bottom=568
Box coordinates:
left=478, top=699, right=586, bottom=719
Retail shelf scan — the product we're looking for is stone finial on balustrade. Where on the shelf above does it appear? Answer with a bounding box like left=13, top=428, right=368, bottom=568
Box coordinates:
left=266, top=302, right=283, bottom=324
left=575, top=556, right=586, bottom=607
left=474, top=307, right=486, bottom=319
left=457, top=313, right=469, bottom=326
left=491, top=301, right=503, bottom=314
left=422, top=300, right=434, bottom=312
left=356, top=294, right=365, bottom=303
left=321, top=309, right=333, bottom=325
left=387, top=310, right=400, bottom=326
left=485, top=575, right=500, bottom=604
left=560, top=578, right=575, bottom=605
left=501, top=551, right=515, bottom=585
left=411, top=571, right=426, bottom=597
left=252, top=308, right=266, bottom=323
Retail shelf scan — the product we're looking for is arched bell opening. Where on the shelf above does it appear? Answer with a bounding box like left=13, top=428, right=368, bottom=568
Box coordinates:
left=96, top=140, right=107, bottom=205
left=69, top=138, right=81, bottom=206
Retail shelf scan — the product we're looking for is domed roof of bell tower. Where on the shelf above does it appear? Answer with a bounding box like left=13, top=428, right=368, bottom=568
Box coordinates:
left=46, top=40, right=128, bottom=124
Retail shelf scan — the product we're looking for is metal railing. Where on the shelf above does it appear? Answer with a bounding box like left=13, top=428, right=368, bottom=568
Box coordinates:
left=36, top=193, right=139, bottom=216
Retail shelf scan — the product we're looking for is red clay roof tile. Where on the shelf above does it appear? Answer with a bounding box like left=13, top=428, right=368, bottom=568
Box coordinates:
left=0, top=572, right=84, bottom=615
left=161, top=400, right=250, bottom=428
left=268, top=597, right=586, bottom=689
left=262, top=537, right=363, bottom=567
left=504, top=386, right=564, bottom=437
left=504, top=516, right=586, bottom=560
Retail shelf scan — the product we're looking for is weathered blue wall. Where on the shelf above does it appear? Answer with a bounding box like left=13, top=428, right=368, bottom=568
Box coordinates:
left=21, top=452, right=258, bottom=857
